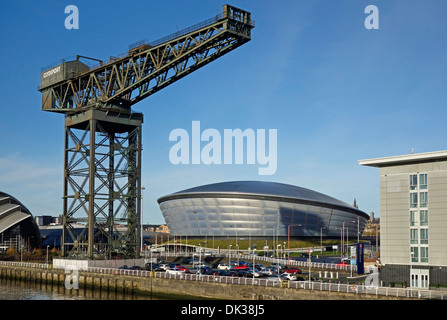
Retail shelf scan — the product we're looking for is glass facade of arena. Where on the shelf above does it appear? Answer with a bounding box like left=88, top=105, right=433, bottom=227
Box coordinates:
left=160, top=197, right=368, bottom=238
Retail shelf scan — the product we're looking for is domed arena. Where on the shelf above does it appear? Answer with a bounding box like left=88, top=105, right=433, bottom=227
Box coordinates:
left=158, top=181, right=369, bottom=239
left=0, top=191, right=41, bottom=250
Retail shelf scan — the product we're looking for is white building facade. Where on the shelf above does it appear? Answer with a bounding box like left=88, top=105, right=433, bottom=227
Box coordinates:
left=360, top=151, right=447, bottom=289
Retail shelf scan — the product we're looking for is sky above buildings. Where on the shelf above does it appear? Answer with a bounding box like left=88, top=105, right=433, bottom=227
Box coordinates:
left=1, top=0, right=446, bottom=224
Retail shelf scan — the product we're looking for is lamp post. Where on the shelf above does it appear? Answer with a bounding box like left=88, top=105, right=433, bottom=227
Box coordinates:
left=320, top=227, right=327, bottom=256
left=287, top=224, right=302, bottom=252
left=140, top=186, right=145, bottom=255
left=46, top=245, right=50, bottom=265
left=308, top=248, right=312, bottom=284
left=252, top=249, right=256, bottom=282
left=342, top=220, right=355, bottom=258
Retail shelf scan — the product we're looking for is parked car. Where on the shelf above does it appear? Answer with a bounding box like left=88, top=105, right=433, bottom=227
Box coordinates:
left=266, top=275, right=285, bottom=282
left=145, top=263, right=163, bottom=271
left=284, top=267, right=302, bottom=274
left=280, top=273, right=297, bottom=281
left=234, top=264, right=248, bottom=270
left=188, top=267, right=204, bottom=274
left=176, top=265, right=189, bottom=272
left=245, top=268, right=261, bottom=277
left=159, top=264, right=170, bottom=271
left=260, top=268, right=275, bottom=276
left=166, top=268, right=186, bottom=275
left=336, top=259, right=351, bottom=267
left=217, top=264, right=231, bottom=270
left=270, top=263, right=285, bottom=271
left=129, top=265, right=142, bottom=270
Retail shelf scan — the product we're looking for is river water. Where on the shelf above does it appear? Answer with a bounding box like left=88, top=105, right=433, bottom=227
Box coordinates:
left=0, top=277, right=173, bottom=300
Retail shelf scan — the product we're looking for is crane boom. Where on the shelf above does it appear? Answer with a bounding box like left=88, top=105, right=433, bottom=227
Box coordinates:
left=39, top=5, right=254, bottom=113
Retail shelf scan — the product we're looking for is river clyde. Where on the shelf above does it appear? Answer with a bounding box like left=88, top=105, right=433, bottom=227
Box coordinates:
left=0, top=277, right=181, bottom=300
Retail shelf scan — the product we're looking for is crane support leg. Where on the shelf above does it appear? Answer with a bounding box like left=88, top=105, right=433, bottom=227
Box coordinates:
left=62, top=109, right=143, bottom=259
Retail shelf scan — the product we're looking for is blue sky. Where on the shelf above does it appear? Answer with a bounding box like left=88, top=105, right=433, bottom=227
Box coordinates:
left=1, top=0, right=447, bottom=224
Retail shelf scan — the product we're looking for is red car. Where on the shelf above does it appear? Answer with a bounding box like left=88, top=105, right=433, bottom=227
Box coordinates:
left=234, top=264, right=248, bottom=270
left=173, top=265, right=189, bottom=272
left=284, top=267, right=302, bottom=274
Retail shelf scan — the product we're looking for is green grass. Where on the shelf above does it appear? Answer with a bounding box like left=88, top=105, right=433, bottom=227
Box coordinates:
left=163, top=238, right=357, bottom=254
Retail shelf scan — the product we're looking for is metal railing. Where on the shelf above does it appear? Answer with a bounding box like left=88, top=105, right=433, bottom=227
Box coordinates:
left=0, top=261, right=50, bottom=269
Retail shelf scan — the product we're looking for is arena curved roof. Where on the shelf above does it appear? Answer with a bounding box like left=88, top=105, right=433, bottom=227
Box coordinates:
left=158, top=181, right=369, bottom=219
left=0, top=191, right=41, bottom=248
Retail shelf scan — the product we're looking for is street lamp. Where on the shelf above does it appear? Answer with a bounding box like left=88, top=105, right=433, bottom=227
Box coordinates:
left=252, top=249, right=257, bottom=282
left=229, top=244, right=232, bottom=261
left=287, top=224, right=302, bottom=252
left=140, top=186, right=145, bottom=255
left=342, top=220, right=355, bottom=258
left=46, top=245, right=50, bottom=265
left=320, top=227, right=327, bottom=255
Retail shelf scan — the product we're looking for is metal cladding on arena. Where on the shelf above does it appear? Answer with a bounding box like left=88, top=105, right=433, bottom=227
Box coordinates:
left=0, top=192, right=41, bottom=249
left=157, top=181, right=369, bottom=238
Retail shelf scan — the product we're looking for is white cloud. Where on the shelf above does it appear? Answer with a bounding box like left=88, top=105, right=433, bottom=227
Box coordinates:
left=0, top=153, right=62, bottom=215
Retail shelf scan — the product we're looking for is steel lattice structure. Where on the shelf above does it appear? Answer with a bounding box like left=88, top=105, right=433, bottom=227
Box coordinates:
left=39, top=5, right=254, bottom=259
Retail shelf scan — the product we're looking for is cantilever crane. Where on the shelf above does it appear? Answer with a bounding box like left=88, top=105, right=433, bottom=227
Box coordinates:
left=38, top=5, right=254, bottom=259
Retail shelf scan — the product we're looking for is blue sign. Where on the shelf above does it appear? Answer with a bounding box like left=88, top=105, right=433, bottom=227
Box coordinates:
left=356, top=243, right=364, bottom=274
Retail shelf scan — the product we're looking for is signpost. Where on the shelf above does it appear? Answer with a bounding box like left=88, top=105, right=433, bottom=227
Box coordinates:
left=356, top=243, right=364, bottom=274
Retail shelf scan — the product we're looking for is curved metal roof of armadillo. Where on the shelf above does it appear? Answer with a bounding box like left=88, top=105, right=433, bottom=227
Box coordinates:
left=157, top=181, right=369, bottom=218
left=0, top=191, right=41, bottom=243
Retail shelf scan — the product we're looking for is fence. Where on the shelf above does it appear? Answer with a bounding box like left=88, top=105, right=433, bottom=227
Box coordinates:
left=0, top=261, right=49, bottom=269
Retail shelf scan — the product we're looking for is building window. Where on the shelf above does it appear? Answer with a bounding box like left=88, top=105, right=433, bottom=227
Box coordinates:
left=420, top=229, right=428, bottom=245
left=410, top=174, right=418, bottom=190
left=419, top=173, right=427, bottom=190
left=411, top=247, right=419, bottom=263
left=410, top=193, right=418, bottom=208
left=410, top=229, right=418, bottom=244
left=419, top=192, right=428, bottom=208
left=420, top=247, right=429, bottom=263
left=420, top=210, right=428, bottom=226
left=410, top=210, right=418, bottom=226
